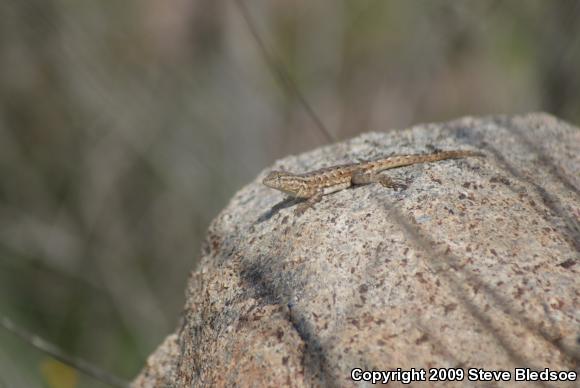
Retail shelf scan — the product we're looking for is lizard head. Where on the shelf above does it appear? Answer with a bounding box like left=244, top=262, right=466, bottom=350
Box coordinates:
left=262, top=171, right=303, bottom=197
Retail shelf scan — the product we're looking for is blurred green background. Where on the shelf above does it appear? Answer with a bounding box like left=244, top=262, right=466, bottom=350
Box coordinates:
left=0, top=1, right=579, bottom=386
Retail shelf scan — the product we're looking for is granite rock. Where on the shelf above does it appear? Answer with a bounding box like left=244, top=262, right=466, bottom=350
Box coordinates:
left=133, top=113, right=579, bottom=387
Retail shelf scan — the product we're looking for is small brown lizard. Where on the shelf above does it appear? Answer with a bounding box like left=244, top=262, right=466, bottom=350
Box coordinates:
left=263, top=150, right=483, bottom=214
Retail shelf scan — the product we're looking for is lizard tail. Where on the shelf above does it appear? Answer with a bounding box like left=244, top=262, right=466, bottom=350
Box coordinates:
left=370, top=150, right=484, bottom=172
left=426, top=150, right=485, bottom=160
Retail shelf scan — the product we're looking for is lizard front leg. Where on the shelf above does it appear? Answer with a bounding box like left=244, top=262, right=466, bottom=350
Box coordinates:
left=294, top=190, right=324, bottom=215
left=352, top=171, right=408, bottom=191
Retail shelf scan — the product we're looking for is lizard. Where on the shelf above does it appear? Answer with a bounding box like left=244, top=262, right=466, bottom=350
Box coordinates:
left=262, top=149, right=483, bottom=214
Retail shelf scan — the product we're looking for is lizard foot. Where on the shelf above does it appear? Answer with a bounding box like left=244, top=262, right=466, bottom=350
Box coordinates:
left=294, top=202, right=311, bottom=215
left=378, top=176, right=408, bottom=191
left=392, top=181, right=408, bottom=191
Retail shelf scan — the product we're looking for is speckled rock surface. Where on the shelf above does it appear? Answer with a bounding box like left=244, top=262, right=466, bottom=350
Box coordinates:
left=133, top=113, right=579, bottom=388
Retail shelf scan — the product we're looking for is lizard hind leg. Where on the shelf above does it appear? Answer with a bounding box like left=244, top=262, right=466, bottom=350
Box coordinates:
left=352, top=171, right=408, bottom=191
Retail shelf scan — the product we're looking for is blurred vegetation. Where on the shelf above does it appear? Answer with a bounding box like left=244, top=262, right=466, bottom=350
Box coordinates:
left=0, top=0, right=579, bottom=386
